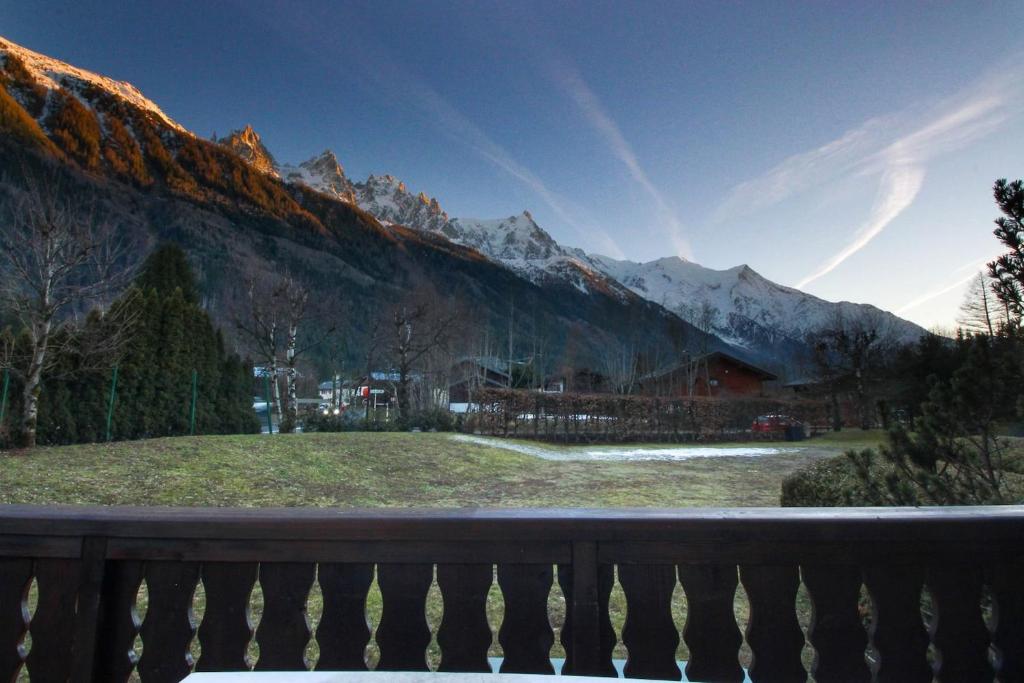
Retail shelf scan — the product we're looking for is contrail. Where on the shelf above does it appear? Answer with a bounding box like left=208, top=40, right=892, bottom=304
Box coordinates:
left=897, top=271, right=982, bottom=314
left=796, top=164, right=925, bottom=288
left=551, top=62, right=694, bottom=260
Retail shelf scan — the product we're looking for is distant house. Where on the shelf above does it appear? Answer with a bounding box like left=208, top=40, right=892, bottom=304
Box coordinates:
left=640, top=351, right=778, bottom=398
left=448, top=357, right=511, bottom=412
left=541, top=376, right=566, bottom=393
left=544, top=368, right=610, bottom=395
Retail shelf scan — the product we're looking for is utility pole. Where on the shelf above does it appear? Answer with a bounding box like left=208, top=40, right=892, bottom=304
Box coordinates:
left=105, top=365, right=119, bottom=442
left=263, top=373, right=273, bottom=434
left=0, top=368, right=9, bottom=427
left=189, top=369, right=198, bottom=435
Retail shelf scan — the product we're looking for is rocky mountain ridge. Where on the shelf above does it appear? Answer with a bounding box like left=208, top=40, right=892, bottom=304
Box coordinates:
left=263, top=140, right=926, bottom=350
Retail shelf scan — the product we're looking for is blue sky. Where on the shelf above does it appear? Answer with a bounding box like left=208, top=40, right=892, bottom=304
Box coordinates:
left=3, top=0, right=1023, bottom=328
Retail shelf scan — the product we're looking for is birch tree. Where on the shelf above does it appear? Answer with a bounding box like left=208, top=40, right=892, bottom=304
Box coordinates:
left=0, top=179, right=134, bottom=447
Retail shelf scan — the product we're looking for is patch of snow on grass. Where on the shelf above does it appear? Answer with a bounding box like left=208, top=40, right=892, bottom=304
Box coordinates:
left=453, top=434, right=799, bottom=461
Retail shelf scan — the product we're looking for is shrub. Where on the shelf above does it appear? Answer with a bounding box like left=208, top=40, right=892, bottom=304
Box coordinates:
left=780, top=452, right=885, bottom=506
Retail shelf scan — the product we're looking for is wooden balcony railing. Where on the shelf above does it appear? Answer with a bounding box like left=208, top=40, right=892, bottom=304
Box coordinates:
left=1, top=505, right=1022, bottom=682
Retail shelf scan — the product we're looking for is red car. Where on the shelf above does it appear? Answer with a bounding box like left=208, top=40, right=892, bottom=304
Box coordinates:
left=751, top=414, right=800, bottom=434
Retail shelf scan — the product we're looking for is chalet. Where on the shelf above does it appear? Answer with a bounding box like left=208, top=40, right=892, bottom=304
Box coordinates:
left=448, top=357, right=510, bottom=412
left=543, top=368, right=611, bottom=394
left=640, top=351, right=778, bottom=398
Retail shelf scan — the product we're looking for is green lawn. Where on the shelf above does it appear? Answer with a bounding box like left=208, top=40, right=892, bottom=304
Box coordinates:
left=1, top=431, right=863, bottom=672
left=0, top=432, right=844, bottom=508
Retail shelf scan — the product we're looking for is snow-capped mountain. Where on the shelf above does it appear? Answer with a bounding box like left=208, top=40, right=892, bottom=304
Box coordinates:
left=355, top=174, right=450, bottom=233
left=0, top=36, right=184, bottom=132
left=258, top=143, right=926, bottom=350
left=281, top=150, right=356, bottom=203
left=589, top=255, right=926, bottom=349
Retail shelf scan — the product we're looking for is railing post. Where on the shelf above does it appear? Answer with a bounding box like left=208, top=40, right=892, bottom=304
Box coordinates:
left=570, top=540, right=600, bottom=676
left=71, top=536, right=107, bottom=683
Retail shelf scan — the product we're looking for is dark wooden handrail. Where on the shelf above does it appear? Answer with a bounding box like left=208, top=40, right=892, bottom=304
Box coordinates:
left=1, top=505, right=1022, bottom=681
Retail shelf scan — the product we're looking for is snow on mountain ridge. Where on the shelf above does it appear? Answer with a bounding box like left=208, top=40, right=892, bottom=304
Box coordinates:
left=280, top=150, right=356, bottom=203
left=209, top=123, right=925, bottom=353
left=591, top=254, right=926, bottom=348
left=0, top=36, right=185, bottom=132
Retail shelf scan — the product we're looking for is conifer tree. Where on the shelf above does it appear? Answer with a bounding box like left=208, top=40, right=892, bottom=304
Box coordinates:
left=988, top=178, right=1024, bottom=327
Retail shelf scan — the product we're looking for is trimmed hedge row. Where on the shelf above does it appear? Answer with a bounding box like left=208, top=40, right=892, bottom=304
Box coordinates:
left=462, top=388, right=833, bottom=442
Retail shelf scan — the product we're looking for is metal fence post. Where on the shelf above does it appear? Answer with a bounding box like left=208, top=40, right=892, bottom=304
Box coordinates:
left=105, top=365, right=119, bottom=442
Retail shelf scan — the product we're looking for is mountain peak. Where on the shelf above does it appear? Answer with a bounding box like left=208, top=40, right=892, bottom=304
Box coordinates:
left=0, top=35, right=185, bottom=132
left=218, top=125, right=278, bottom=177
left=299, top=149, right=344, bottom=175
left=279, top=148, right=355, bottom=202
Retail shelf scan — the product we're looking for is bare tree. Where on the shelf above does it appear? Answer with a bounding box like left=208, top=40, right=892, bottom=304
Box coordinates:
left=958, top=272, right=1003, bottom=336
left=235, top=274, right=285, bottom=427
left=0, top=179, right=135, bottom=447
left=280, top=276, right=335, bottom=432
left=680, top=300, right=718, bottom=397
left=600, top=335, right=640, bottom=395
left=380, top=287, right=463, bottom=420
left=808, top=309, right=896, bottom=430
left=235, top=272, right=334, bottom=432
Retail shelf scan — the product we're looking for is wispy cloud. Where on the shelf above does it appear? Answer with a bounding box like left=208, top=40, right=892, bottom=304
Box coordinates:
left=718, top=63, right=1024, bottom=288
left=549, top=62, right=694, bottom=260
left=367, top=56, right=627, bottom=258
left=897, top=270, right=981, bottom=314
left=795, top=164, right=925, bottom=288
left=230, top=3, right=626, bottom=258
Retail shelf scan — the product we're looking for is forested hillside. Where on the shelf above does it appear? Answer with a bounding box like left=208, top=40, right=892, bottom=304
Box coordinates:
left=0, top=46, right=725, bottom=379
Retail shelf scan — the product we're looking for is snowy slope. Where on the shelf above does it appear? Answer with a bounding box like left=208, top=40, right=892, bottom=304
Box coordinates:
left=0, top=36, right=185, bottom=132
left=355, top=174, right=450, bottom=233
left=280, top=150, right=356, bottom=203
left=590, top=255, right=926, bottom=348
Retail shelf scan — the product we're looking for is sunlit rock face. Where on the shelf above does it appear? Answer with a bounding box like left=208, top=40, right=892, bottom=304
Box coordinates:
left=218, top=125, right=279, bottom=177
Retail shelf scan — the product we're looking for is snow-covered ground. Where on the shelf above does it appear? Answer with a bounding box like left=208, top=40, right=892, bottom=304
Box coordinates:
left=453, top=434, right=799, bottom=462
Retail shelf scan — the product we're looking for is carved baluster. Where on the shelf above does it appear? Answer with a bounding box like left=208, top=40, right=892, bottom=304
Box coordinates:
left=436, top=563, right=493, bottom=672
left=801, top=564, right=869, bottom=683
left=316, top=563, right=374, bottom=671
left=196, top=562, right=259, bottom=671
left=678, top=563, right=743, bottom=683
left=740, top=564, right=807, bottom=682
left=92, top=560, right=145, bottom=682
left=254, top=562, right=315, bottom=671
left=138, top=561, right=202, bottom=683
left=991, top=561, right=1024, bottom=683
left=0, top=558, right=32, bottom=682
left=557, top=561, right=616, bottom=677
left=24, top=559, right=79, bottom=682
left=926, top=564, right=991, bottom=682
left=376, top=563, right=433, bottom=671
left=619, top=564, right=681, bottom=680
left=862, top=564, right=931, bottom=683
left=497, top=563, right=554, bottom=674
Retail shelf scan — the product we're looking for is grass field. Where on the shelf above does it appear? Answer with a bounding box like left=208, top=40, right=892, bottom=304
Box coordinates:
left=1, top=430, right=886, bottom=673
left=0, top=431, right=875, bottom=508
